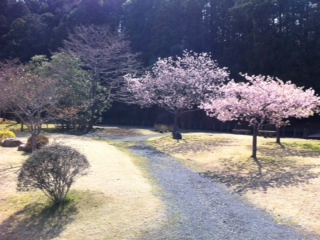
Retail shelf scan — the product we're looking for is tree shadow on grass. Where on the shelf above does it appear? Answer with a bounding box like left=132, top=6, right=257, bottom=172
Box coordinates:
left=0, top=199, right=78, bottom=240
left=200, top=157, right=320, bottom=195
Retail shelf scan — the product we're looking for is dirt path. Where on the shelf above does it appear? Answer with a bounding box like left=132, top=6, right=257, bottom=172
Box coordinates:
left=0, top=134, right=165, bottom=240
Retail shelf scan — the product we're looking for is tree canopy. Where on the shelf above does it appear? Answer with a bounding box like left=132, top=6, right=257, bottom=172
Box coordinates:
left=1, top=0, right=320, bottom=128
left=0, top=0, right=319, bottom=91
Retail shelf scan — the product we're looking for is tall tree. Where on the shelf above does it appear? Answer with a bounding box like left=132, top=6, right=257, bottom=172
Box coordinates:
left=124, top=50, right=230, bottom=135
left=229, top=0, right=320, bottom=89
left=59, top=25, right=140, bottom=131
left=1, top=14, right=53, bottom=61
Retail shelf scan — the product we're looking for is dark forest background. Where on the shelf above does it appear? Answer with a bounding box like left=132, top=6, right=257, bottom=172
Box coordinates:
left=1, top=0, right=320, bottom=133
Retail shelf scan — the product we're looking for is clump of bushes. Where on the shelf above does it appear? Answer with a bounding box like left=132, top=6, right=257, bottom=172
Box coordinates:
left=154, top=124, right=172, bottom=133
left=0, top=130, right=16, bottom=142
left=24, top=135, right=49, bottom=152
left=17, top=143, right=90, bottom=204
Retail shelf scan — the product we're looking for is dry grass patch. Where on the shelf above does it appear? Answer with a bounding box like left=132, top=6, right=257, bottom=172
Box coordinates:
left=0, top=134, right=165, bottom=240
left=0, top=120, right=57, bottom=134
left=148, top=133, right=320, bottom=235
left=92, top=126, right=158, bottom=137
left=0, top=190, right=106, bottom=240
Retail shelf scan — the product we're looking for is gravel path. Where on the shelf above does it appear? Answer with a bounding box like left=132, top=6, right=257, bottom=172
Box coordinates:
left=90, top=133, right=319, bottom=240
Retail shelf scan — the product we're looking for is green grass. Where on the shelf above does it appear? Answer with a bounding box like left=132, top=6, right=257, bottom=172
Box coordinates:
left=0, top=121, right=21, bottom=132
left=2, top=189, right=105, bottom=220
left=0, top=120, right=58, bottom=134
left=264, top=141, right=320, bottom=152
left=285, top=142, right=320, bottom=152
left=5, top=189, right=102, bottom=207
left=0, top=189, right=106, bottom=240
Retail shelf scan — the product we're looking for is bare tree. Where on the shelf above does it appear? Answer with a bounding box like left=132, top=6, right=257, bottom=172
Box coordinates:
left=0, top=60, right=63, bottom=152
left=59, top=25, right=140, bottom=131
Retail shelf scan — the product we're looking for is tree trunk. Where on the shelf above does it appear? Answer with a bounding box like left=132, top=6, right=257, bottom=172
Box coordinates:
left=252, top=124, right=262, bottom=175
left=252, top=125, right=258, bottom=159
left=29, top=115, right=42, bottom=152
left=20, top=122, right=24, bottom=131
left=87, top=117, right=95, bottom=132
left=87, top=103, right=97, bottom=132
left=276, top=127, right=281, bottom=144
left=31, top=132, right=37, bottom=153
left=172, top=111, right=179, bottom=137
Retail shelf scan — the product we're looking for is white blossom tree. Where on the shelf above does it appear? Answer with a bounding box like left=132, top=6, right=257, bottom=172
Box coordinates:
left=124, top=50, right=230, bottom=134
left=201, top=74, right=320, bottom=160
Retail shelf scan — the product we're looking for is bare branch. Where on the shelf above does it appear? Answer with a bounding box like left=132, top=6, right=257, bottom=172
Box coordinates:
left=58, top=25, right=141, bottom=130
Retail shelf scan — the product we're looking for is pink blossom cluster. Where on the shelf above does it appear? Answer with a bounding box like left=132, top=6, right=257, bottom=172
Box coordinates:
left=124, top=50, right=229, bottom=114
left=201, top=74, right=320, bottom=128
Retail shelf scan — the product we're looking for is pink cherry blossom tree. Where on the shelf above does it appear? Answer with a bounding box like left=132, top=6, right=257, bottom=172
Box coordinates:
left=201, top=74, right=320, bottom=160
left=265, top=78, right=320, bottom=144
left=124, top=50, right=230, bottom=135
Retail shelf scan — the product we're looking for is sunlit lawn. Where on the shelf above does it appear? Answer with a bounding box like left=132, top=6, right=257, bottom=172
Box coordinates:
left=148, top=132, right=320, bottom=235
left=0, top=119, right=58, bottom=134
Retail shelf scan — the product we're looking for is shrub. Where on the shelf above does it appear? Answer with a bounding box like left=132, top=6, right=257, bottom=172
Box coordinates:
left=154, top=124, right=171, bottom=133
left=17, top=143, right=90, bottom=204
left=0, top=130, right=16, bottom=142
left=24, top=135, right=49, bottom=152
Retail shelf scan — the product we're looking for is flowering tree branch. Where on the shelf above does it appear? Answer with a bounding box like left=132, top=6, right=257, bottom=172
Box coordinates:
left=201, top=74, right=320, bottom=158
left=124, top=50, right=230, bottom=135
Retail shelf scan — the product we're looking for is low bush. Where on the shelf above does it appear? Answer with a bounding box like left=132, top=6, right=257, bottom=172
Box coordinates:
left=17, top=143, right=90, bottom=204
left=0, top=130, right=16, bottom=142
left=25, top=135, right=49, bottom=152
left=154, top=124, right=172, bottom=133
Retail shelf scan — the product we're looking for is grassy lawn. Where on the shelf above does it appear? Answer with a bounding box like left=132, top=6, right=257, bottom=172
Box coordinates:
left=0, top=120, right=57, bottom=134
left=148, top=132, right=320, bottom=235
left=0, top=120, right=21, bottom=132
